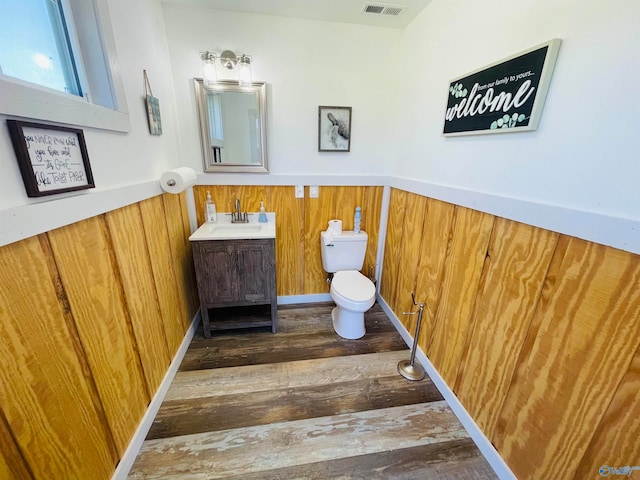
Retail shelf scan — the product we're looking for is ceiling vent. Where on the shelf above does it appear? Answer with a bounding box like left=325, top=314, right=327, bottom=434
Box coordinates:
left=362, top=3, right=406, bottom=16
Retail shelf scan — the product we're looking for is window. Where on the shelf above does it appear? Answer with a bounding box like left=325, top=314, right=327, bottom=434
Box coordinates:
left=0, top=0, right=83, bottom=96
left=0, top=0, right=129, bottom=132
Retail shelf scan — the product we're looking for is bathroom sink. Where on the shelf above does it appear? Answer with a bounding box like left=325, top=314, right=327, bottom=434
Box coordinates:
left=210, top=225, right=263, bottom=234
left=189, top=212, right=276, bottom=241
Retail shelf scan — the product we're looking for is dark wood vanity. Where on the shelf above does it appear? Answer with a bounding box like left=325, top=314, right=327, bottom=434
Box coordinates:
left=192, top=238, right=277, bottom=338
left=189, top=210, right=278, bottom=338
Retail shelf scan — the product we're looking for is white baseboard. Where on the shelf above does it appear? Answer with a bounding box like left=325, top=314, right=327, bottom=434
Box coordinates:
left=376, top=295, right=516, bottom=480
left=277, top=293, right=332, bottom=305
left=111, top=311, right=201, bottom=480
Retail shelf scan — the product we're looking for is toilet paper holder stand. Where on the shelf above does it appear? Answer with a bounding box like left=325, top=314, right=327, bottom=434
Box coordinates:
left=398, top=291, right=426, bottom=381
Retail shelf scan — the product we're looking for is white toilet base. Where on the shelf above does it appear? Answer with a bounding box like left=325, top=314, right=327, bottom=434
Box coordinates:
left=331, top=306, right=366, bottom=339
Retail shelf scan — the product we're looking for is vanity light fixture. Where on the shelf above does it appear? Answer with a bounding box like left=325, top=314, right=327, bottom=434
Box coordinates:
left=200, top=50, right=253, bottom=87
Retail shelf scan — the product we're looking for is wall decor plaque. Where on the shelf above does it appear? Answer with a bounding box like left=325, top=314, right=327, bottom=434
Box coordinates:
left=7, top=120, right=95, bottom=197
left=443, top=39, right=561, bottom=136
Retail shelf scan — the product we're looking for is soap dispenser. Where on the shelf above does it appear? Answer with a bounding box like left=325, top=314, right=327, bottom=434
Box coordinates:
left=204, top=191, right=217, bottom=223
left=354, top=206, right=361, bottom=233
left=258, top=201, right=268, bottom=223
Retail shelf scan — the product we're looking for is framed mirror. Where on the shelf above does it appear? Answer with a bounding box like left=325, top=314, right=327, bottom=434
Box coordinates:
left=194, top=79, right=268, bottom=173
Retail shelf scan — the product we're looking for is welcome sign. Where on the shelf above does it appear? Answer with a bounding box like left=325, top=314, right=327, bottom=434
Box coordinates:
left=443, top=39, right=561, bottom=136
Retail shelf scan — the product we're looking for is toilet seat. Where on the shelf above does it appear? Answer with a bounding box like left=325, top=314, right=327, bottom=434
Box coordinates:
left=331, top=270, right=375, bottom=311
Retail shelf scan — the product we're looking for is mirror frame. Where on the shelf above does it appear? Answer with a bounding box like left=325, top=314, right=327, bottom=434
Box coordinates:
left=194, top=78, right=269, bottom=173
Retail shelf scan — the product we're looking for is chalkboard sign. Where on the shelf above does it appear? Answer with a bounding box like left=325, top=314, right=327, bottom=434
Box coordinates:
left=443, top=39, right=561, bottom=136
left=7, top=120, right=95, bottom=197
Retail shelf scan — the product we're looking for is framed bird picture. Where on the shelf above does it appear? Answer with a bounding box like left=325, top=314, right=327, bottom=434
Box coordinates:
left=318, top=106, right=351, bottom=152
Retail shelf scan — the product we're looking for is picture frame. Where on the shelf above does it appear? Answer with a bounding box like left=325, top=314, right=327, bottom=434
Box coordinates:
left=7, top=120, right=95, bottom=197
left=144, top=69, right=162, bottom=135
left=443, top=38, right=561, bottom=136
left=146, top=94, right=163, bottom=136
left=318, top=106, right=351, bottom=152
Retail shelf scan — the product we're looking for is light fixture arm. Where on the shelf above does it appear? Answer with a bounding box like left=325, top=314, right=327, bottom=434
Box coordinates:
left=219, top=50, right=237, bottom=70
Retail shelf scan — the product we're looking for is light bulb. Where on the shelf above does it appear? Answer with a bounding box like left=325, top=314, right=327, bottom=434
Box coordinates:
left=238, top=55, right=252, bottom=87
left=201, top=52, right=217, bottom=85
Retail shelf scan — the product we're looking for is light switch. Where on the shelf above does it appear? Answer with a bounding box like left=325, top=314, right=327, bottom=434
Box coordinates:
left=295, top=185, right=304, bottom=198
left=310, top=185, right=319, bottom=198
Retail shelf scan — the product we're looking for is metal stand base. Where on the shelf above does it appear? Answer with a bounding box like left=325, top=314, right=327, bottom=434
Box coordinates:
left=397, top=359, right=425, bottom=381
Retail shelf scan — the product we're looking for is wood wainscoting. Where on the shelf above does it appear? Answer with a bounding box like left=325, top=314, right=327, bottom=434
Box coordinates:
left=380, top=187, right=640, bottom=480
left=0, top=192, right=198, bottom=480
left=192, top=185, right=384, bottom=297
left=4, top=183, right=636, bottom=479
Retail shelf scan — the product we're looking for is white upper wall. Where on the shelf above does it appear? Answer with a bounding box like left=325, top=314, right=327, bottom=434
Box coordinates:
left=393, top=0, right=640, bottom=221
left=161, top=4, right=402, bottom=176
left=4, top=0, right=640, bottom=252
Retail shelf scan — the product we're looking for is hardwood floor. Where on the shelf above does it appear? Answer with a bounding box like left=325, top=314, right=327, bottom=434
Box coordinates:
left=128, top=303, right=497, bottom=479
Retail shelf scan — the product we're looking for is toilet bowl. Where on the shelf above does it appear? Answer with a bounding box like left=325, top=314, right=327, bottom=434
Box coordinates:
left=330, top=270, right=376, bottom=339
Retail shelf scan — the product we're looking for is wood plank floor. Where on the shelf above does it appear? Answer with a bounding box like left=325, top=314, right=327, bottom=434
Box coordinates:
left=128, top=303, right=497, bottom=479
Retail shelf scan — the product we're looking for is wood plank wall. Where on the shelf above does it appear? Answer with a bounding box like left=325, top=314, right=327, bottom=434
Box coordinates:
left=8, top=183, right=634, bottom=479
left=0, top=185, right=381, bottom=479
left=0, top=192, right=197, bottom=480
left=193, top=185, right=384, bottom=295
left=381, top=188, right=640, bottom=480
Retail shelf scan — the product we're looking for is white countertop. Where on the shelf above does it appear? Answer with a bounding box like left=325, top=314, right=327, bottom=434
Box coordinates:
left=189, top=212, right=276, bottom=241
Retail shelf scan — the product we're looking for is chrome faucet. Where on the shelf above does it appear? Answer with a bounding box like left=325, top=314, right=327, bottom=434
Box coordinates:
left=231, top=198, right=249, bottom=223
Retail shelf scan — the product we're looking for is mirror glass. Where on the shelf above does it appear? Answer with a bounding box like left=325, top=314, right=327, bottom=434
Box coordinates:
left=194, top=79, right=268, bottom=173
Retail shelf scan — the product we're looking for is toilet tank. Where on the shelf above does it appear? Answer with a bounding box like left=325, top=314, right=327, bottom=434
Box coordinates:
left=320, top=231, right=368, bottom=273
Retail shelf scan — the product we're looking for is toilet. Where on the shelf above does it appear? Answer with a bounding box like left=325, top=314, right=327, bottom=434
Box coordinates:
left=320, top=230, right=376, bottom=339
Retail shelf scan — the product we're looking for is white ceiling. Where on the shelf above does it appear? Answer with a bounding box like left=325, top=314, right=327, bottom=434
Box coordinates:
left=160, top=0, right=432, bottom=28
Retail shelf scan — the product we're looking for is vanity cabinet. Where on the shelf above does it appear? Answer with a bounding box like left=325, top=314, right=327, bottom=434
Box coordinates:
left=192, top=238, right=277, bottom=337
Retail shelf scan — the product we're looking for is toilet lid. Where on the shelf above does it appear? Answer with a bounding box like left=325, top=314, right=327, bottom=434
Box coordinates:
left=332, top=270, right=375, bottom=302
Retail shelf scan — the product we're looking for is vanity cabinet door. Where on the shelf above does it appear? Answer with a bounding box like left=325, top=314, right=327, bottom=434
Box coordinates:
left=235, top=240, right=275, bottom=302
left=192, top=241, right=237, bottom=303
